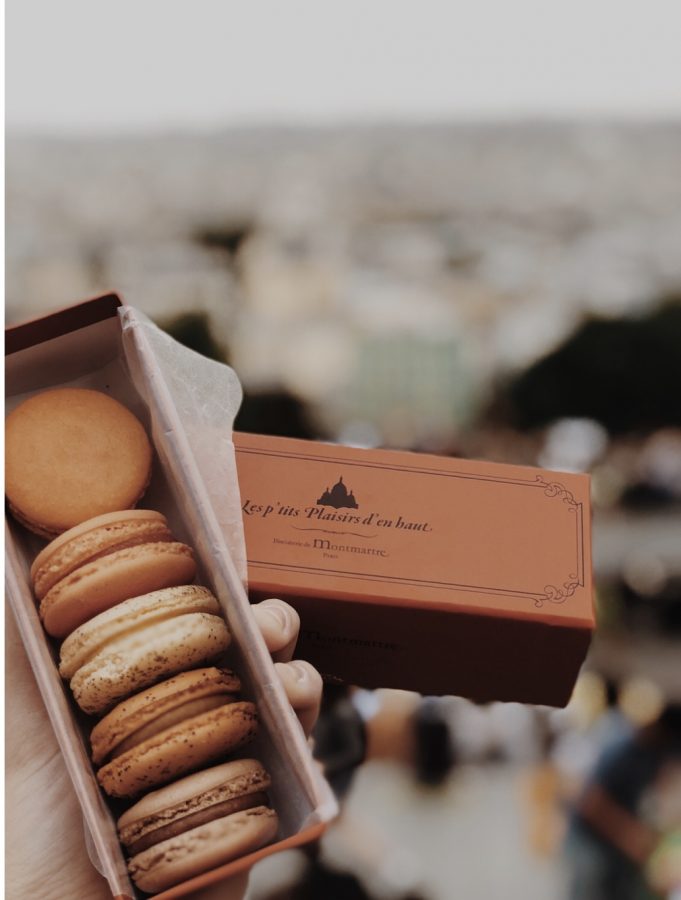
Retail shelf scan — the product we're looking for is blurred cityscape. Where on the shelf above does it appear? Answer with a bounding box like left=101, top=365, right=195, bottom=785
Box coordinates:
left=7, top=121, right=681, bottom=899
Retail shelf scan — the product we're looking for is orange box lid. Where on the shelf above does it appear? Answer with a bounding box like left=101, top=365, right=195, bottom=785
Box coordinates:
left=234, top=432, right=594, bottom=629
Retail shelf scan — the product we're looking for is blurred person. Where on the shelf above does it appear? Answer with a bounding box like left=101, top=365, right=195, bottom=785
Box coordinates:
left=563, top=704, right=681, bottom=900
left=490, top=700, right=543, bottom=762
left=552, top=677, right=632, bottom=802
left=282, top=688, right=429, bottom=900
left=647, top=829, right=681, bottom=899
left=313, top=684, right=369, bottom=800
left=594, top=680, right=633, bottom=746
left=363, top=689, right=419, bottom=765
left=645, top=758, right=681, bottom=896
left=523, top=711, right=565, bottom=858
left=412, top=697, right=457, bottom=787
left=444, top=695, right=499, bottom=762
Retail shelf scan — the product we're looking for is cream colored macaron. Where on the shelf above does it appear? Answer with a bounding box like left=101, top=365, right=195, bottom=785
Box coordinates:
left=60, top=586, right=231, bottom=714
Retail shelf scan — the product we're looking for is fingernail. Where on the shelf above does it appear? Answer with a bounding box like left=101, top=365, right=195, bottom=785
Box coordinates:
left=290, top=661, right=309, bottom=684
left=261, top=602, right=291, bottom=632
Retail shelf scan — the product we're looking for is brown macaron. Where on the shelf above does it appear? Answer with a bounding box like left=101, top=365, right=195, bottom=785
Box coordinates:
left=5, top=388, right=153, bottom=538
left=127, top=806, right=278, bottom=894
left=93, top=668, right=259, bottom=798
left=35, top=510, right=196, bottom=638
left=118, top=758, right=273, bottom=855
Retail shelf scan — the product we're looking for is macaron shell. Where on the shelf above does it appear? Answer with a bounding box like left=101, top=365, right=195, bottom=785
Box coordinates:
left=69, top=613, right=231, bottom=715
left=5, top=388, right=153, bottom=537
left=128, top=806, right=278, bottom=893
left=91, top=667, right=242, bottom=766
left=97, top=701, right=259, bottom=797
left=5, top=501, right=65, bottom=540
left=39, top=541, right=196, bottom=637
left=59, top=585, right=221, bottom=680
left=31, top=510, right=173, bottom=600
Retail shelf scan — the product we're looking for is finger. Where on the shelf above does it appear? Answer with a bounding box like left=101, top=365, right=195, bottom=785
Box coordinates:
left=251, top=599, right=300, bottom=663
left=274, top=660, right=323, bottom=738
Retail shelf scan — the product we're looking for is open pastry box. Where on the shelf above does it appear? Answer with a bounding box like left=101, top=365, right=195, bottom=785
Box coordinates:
left=5, top=294, right=337, bottom=899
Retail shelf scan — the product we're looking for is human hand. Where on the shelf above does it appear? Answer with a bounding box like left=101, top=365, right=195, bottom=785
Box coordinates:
left=5, top=598, right=322, bottom=900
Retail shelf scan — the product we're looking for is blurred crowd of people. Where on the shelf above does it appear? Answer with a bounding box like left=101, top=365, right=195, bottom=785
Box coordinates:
left=251, top=675, right=681, bottom=900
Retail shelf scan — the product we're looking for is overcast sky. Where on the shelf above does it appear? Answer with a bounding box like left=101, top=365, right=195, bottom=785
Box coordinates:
left=7, top=0, right=681, bottom=133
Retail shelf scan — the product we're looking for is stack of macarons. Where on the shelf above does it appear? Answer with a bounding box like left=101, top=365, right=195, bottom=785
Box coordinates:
left=7, top=389, right=279, bottom=892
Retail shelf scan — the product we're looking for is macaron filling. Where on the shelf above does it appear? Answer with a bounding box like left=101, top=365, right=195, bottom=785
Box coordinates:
left=123, top=791, right=270, bottom=855
left=108, top=694, right=238, bottom=762
left=118, top=761, right=273, bottom=854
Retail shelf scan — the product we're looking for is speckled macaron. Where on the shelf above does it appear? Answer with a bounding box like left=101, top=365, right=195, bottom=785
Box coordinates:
left=36, top=510, right=196, bottom=638
left=5, top=388, right=153, bottom=538
left=93, top=667, right=259, bottom=797
left=60, top=586, right=231, bottom=714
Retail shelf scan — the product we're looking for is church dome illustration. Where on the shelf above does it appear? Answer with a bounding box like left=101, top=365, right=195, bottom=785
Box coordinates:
left=317, top=476, right=359, bottom=509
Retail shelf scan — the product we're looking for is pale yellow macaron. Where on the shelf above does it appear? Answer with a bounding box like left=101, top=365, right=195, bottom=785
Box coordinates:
left=35, top=510, right=196, bottom=638
left=31, top=509, right=174, bottom=600
left=60, top=586, right=231, bottom=714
